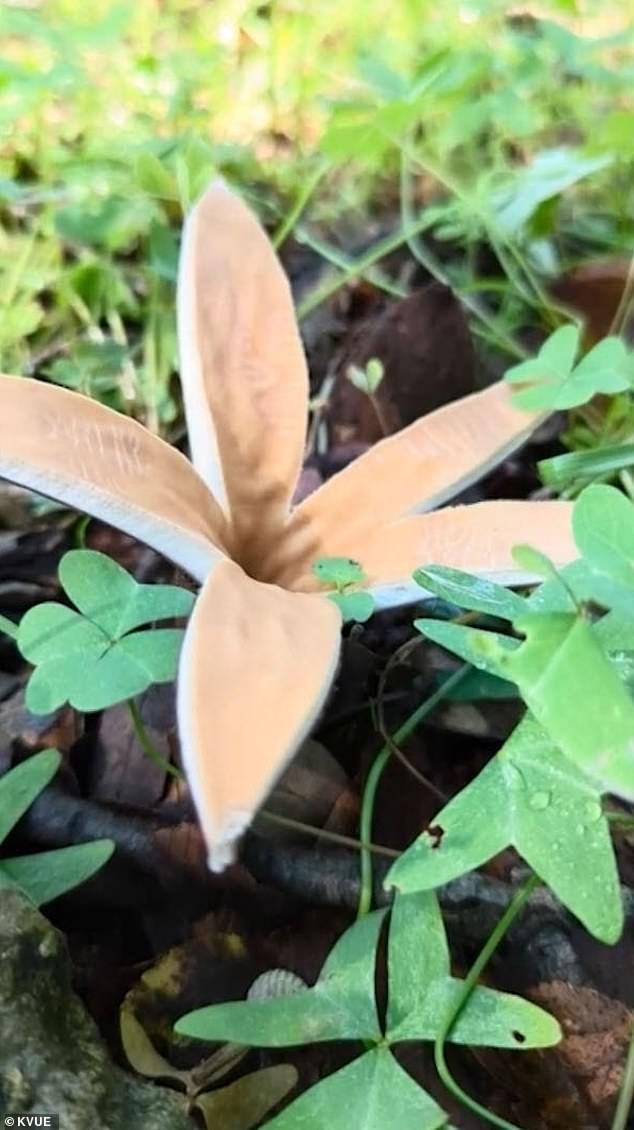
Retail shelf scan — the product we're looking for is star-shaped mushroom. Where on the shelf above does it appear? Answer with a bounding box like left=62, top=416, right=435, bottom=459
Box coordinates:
left=0, top=182, right=574, bottom=868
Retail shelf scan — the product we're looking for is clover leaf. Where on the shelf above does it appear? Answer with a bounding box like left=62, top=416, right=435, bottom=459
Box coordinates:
left=259, top=1047, right=447, bottom=1130
left=0, top=748, right=113, bottom=905
left=388, top=715, right=621, bottom=944
left=175, top=891, right=559, bottom=1128
left=416, top=551, right=634, bottom=815
left=328, top=590, right=376, bottom=622
left=17, top=550, right=194, bottom=713
left=313, top=555, right=376, bottom=623
left=58, top=549, right=194, bottom=636
left=505, top=326, right=634, bottom=412
left=312, top=556, right=367, bottom=588
left=410, top=547, right=631, bottom=941
left=176, top=908, right=384, bottom=1047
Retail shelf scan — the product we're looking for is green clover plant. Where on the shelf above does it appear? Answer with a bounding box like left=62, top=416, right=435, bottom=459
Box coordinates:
left=389, top=712, right=621, bottom=944
left=505, top=324, right=634, bottom=412
left=176, top=891, right=560, bottom=1130
left=394, top=483, right=634, bottom=944
left=0, top=748, right=113, bottom=905
left=8, top=549, right=194, bottom=714
left=312, top=555, right=376, bottom=623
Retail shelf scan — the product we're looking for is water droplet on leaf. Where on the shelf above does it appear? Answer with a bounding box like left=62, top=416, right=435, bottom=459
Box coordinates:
left=583, top=799, right=602, bottom=824
left=529, top=790, right=551, bottom=810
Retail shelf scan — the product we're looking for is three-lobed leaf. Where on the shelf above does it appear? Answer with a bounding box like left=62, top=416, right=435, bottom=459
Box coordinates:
left=505, top=326, right=633, bottom=412
left=59, top=549, right=194, bottom=636
left=417, top=490, right=634, bottom=818
left=176, top=891, right=560, bottom=1127
left=17, top=550, right=193, bottom=713
left=421, top=596, right=634, bottom=819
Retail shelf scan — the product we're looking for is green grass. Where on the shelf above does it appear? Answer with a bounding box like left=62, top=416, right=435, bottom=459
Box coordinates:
left=1, top=0, right=633, bottom=432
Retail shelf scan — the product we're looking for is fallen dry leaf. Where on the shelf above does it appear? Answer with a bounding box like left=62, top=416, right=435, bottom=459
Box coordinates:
left=551, top=258, right=634, bottom=345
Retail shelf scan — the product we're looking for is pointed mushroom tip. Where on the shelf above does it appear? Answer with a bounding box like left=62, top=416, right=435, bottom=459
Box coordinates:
left=207, top=840, right=237, bottom=873
left=209, top=174, right=230, bottom=192
left=205, top=809, right=251, bottom=872
left=196, top=175, right=233, bottom=205
left=185, top=176, right=240, bottom=223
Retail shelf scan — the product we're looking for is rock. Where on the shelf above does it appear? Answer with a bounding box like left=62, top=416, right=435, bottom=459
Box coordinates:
left=0, top=889, right=193, bottom=1129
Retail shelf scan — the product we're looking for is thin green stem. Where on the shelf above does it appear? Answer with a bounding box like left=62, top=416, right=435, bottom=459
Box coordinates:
left=273, top=159, right=331, bottom=249
left=1, top=224, right=37, bottom=311
left=0, top=613, right=18, bottom=641
left=398, top=152, right=528, bottom=361
left=612, top=1021, right=634, bottom=1130
left=608, top=252, right=634, bottom=338
left=368, top=391, right=391, bottom=438
left=127, top=699, right=182, bottom=779
left=356, top=664, right=471, bottom=919
left=259, top=809, right=399, bottom=860
left=434, top=872, right=540, bottom=1130
left=297, top=228, right=407, bottom=299
left=74, top=515, right=91, bottom=549
left=296, top=214, right=436, bottom=321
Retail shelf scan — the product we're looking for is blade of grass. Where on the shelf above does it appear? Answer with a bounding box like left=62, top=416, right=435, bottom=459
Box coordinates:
left=357, top=664, right=471, bottom=918
left=296, top=213, right=437, bottom=320
left=612, top=1021, right=634, bottom=1130
left=398, top=151, right=528, bottom=361
left=273, top=158, right=331, bottom=249
left=539, top=443, right=634, bottom=489
left=608, top=252, right=634, bottom=337
left=297, top=228, right=407, bottom=299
